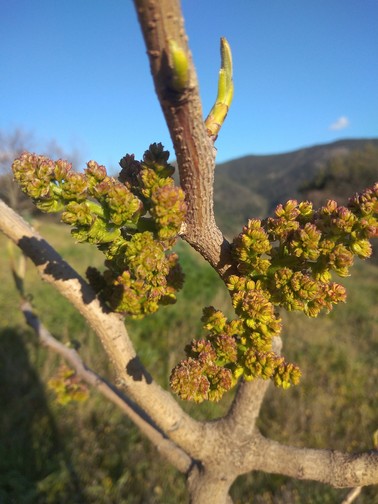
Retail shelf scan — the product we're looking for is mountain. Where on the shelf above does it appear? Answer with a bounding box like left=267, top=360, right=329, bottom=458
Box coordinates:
left=214, top=138, right=378, bottom=237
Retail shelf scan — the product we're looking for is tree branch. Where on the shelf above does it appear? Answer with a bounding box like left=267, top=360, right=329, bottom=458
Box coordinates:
left=247, top=433, right=378, bottom=488
left=133, top=0, right=235, bottom=279
left=0, top=199, right=206, bottom=458
left=341, top=487, right=362, bottom=504
left=187, top=465, right=234, bottom=504
left=20, top=298, right=191, bottom=473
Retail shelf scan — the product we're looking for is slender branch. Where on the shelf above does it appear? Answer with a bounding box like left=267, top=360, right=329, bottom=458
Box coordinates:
left=216, top=379, right=272, bottom=445
left=341, top=487, right=362, bottom=504
left=20, top=298, right=191, bottom=473
left=0, top=201, right=134, bottom=363
left=133, top=0, right=235, bottom=279
left=0, top=199, right=206, bottom=457
left=246, top=433, right=378, bottom=488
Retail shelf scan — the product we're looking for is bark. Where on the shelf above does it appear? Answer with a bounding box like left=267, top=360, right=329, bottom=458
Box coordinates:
left=187, top=465, right=234, bottom=504
left=342, top=487, right=362, bottom=504
left=133, top=0, right=235, bottom=279
left=250, top=434, right=378, bottom=488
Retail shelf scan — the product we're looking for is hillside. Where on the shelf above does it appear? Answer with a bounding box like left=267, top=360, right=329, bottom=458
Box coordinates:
left=214, top=138, right=378, bottom=236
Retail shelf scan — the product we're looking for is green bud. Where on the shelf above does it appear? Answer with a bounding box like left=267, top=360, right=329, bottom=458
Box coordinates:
left=350, top=239, right=372, bottom=258
left=167, top=39, right=190, bottom=92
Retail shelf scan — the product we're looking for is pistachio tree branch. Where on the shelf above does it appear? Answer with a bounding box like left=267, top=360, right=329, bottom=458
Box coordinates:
left=341, top=487, right=362, bottom=504
left=133, top=0, right=235, bottom=279
left=244, top=433, right=378, bottom=488
left=20, top=298, right=191, bottom=473
left=0, top=199, right=205, bottom=457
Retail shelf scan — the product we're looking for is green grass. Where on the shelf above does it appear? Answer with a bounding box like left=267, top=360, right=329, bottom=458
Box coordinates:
left=1, top=220, right=377, bottom=503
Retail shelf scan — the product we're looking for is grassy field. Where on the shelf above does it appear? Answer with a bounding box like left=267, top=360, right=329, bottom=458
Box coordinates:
left=0, top=219, right=377, bottom=503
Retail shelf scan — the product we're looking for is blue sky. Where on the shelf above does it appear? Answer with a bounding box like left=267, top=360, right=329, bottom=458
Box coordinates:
left=1, top=0, right=377, bottom=170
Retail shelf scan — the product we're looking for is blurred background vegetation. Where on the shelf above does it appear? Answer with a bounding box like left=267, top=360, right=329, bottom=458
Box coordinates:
left=0, top=136, right=377, bottom=503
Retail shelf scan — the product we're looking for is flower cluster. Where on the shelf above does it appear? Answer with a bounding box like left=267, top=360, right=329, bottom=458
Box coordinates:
left=47, top=364, right=89, bottom=406
left=13, top=146, right=377, bottom=403
left=12, top=144, right=186, bottom=317
left=171, top=184, right=377, bottom=402
left=119, top=143, right=186, bottom=243
left=234, top=187, right=378, bottom=317
left=170, top=303, right=300, bottom=403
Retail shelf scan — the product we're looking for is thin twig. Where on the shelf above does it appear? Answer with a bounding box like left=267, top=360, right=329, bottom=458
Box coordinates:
left=20, top=298, right=191, bottom=473
left=341, top=487, right=362, bottom=504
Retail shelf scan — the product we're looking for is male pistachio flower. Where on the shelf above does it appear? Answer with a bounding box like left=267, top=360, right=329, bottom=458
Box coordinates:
left=12, top=144, right=186, bottom=317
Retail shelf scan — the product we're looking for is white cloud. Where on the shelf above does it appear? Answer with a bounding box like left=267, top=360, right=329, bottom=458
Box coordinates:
left=329, top=116, right=350, bottom=131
